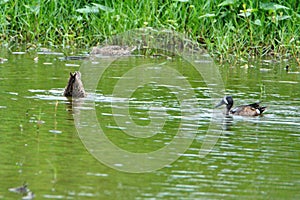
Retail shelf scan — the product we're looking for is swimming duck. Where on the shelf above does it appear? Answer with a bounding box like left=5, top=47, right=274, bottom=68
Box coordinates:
left=215, top=96, right=266, bottom=116
left=63, top=71, right=86, bottom=98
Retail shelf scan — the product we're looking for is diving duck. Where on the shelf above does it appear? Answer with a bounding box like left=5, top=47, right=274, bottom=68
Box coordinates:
left=215, top=96, right=266, bottom=116
left=63, top=71, right=86, bottom=98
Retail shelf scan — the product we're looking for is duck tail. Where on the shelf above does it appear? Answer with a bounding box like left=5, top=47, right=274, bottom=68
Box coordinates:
left=259, top=106, right=267, bottom=113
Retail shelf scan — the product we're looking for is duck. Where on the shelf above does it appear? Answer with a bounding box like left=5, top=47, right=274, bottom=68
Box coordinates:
left=63, top=71, right=86, bottom=98
left=215, top=96, right=266, bottom=116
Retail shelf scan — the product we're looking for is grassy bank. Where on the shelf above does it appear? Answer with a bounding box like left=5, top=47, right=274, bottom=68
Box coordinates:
left=0, top=0, right=299, bottom=63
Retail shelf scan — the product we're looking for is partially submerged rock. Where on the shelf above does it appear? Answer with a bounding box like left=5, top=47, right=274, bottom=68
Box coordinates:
left=90, top=45, right=136, bottom=56
left=9, top=184, right=29, bottom=194
left=64, top=71, right=86, bottom=98
left=9, top=183, right=35, bottom=200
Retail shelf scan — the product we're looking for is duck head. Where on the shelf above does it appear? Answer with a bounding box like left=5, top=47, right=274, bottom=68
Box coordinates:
left=215, top=96, right=234, bottom=114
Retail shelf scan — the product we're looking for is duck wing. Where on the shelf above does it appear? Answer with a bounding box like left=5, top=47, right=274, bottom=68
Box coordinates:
left=230, top=105, right=245, bottom=115
left=230, top=102, right=267, bottom=116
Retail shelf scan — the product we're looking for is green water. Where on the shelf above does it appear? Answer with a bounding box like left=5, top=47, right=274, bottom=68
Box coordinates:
left=0, top=49, right=299, bottom=199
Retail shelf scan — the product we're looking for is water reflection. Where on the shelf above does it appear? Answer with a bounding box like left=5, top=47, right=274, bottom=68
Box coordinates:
left=222, top=115, right=233, bottom=131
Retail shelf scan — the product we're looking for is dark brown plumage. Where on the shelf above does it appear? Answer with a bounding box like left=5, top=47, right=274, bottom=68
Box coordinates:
left=63, top=71, right=86, bottom=98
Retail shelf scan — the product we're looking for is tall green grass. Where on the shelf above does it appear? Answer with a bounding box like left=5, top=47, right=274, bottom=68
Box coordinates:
left=0, top=0, right=299, bottom=63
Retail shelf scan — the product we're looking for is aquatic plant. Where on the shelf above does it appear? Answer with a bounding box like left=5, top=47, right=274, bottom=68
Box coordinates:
left=0, top=0, right=299, bottom=63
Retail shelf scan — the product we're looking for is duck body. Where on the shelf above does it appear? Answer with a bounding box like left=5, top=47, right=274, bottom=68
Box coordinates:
left=63, top=71, right=86, bottom=98
left=216, top=96, right=266, bottom=116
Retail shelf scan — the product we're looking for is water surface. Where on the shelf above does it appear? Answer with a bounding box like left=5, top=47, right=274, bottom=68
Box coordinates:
left=0, top=49, right=299, bottom=199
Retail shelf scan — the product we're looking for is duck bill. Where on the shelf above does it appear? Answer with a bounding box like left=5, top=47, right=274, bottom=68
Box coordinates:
left=215, top=100, right=225, bottom=108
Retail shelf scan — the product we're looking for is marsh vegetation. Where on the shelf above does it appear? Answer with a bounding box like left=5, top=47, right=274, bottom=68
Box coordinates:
left=0, top=0, right=299, bottom=63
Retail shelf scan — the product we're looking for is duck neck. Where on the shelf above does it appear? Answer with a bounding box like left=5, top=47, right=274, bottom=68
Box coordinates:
left=226, top=103, right=233, bottom=115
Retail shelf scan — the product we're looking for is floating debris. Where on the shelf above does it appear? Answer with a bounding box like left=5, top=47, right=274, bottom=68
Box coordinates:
left=8, top=184, right=29, bottom=194
left=90, top=45, right=136, bottom=56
